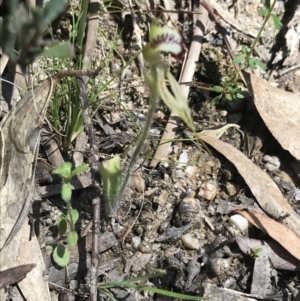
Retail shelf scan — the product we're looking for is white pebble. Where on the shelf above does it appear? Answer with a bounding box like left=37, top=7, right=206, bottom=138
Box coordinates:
left=263, top=155, right=280, bottom=171
left=230, top=214, right=249, bottom=232
left=182, top=233, right=201, bottom=250
left=131, top=236, right=141, bottom=250
left=178, top=150, right=189, bottom=165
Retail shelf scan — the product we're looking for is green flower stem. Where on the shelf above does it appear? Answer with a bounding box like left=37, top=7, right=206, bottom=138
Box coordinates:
left=247, top=0, right=277, bottom=59
left=114, top=96, right=158, bottom=211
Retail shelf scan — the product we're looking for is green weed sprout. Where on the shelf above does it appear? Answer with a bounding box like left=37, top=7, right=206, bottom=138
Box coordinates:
left=52, top=162, right=88, bottom=267
left=100, top=23, right=196, bottom=218
left=98, top=269, right=211, bottom=300
left=233, top=0, right=281, bottom=70
left=210, top=0, right=282, bottom=106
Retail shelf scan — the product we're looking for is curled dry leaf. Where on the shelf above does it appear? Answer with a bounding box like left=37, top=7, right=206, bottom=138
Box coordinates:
left=199, top=135, right=300, bottom=239
left=250, top=73, right=300, bottom=161
left=236, top=210, right=300, bottom=261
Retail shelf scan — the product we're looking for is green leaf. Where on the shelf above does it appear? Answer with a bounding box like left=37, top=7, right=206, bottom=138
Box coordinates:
left=258, top=8, right=269, bottom=16
left=40, top=42, right=74, bottom=58
left=271, top=14, right=282, bottom=30
left=99, top=156, right=122, bottom=215
left=53, top=162, right=72, bottom=179
left=213, top=86, right=223, bottom=93
left=53, top=244, right=70, bottom=267
left=251, top=57, right=267, bottom=69
left=264, top=0, right=271, bottom=10
left=62, top=183, right=72, bottom=202
left=70, top=163, right=89, bottom=178
left=210, top=94, right=222, bottom=106
left=233, top=53, right=246, bottom=64
left=66, top=209, right=79, bottom=225
left=57, top=216, right=67, bottom=236
left=41, top=0, right=68, bottom=28
left=236, top=93, right=244, bottom=99
left=225, top=93, right=232, bottom=101
left=67, top=231, right=78, bottom=246
left=241, top=45, right=248, bottom=55
left=248, top=57, right=255, bottom=70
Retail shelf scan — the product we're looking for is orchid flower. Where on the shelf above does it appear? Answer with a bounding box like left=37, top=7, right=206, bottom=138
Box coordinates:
left=143, top=22, right=195, bottom=131
left=101, top=23, right=196, bottom=218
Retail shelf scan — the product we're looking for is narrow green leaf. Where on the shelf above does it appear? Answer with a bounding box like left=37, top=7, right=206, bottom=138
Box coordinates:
left=62, top=183, right=72, bottom=202
left=67, top=231, right=78, bottom=246
left=264, top=0, right=271, bottom=10
left=41, top=0, right=68, bottom=27
left=258, top=9, right=269, bottom=16
left=40, top=42, right=74, bottom=58
left=99, top=156, right=122, bottom=215
left=70, top=163, right=89, bottom=178
left=66, top=209, right=79, bottom=225
left=213, top=86, right=223, bottom=93
left=210, top=95, right=222, bottom=106
left=57, top=216, right=67, bottom=236
left=251, top=57, right=267, bottom=69
left=225, top=93, right=232, bottom=101
left=271, top=14, right=282, bottom=30
left=241, top=45, right=248, bottom=55
left=53, top=244, right=70, bottom=267
left=248, top=57, right=255, bottom=70
left=233, top=53, right=246, bottom=64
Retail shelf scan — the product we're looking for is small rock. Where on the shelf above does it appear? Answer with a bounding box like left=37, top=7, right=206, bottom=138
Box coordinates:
left=131, top=236, right=141, bottom=250
left=210, top=257, right=232, bottom=276
left=263, top=155, right=280, bottom=171
left=178, top=149, right=189, bottom=165
left=182, top=233, right=201, bottom=250
left=230, top=214, right=249, bottom=232
left=226, top=182, right=237, bottom=196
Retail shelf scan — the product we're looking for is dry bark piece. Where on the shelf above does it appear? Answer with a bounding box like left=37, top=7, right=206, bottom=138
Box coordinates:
left=237, top=210, right=300, bottom=261
left=250, top=246, right=275, bottom=296
left=250, top=73, right=300, bottom=161
left=199, top=135, right=300, bottom=239
left=0, top=263, right=36, bottom=289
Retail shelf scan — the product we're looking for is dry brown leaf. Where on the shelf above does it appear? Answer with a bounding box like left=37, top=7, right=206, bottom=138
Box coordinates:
left=237, top=210, right=300, bottom=261
left=16, top=220, right=50, bottom=300
left=0, top=77, right=54, bottom=252
left=250, top=73, right=300, bottom=160
left=199, top=135, right=300, bottom=239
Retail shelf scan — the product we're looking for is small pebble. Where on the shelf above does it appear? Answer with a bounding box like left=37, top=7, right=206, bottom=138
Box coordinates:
left=182, top=233, right=201, bottom=250
left=178, top=150, right=189, bottom=165
left=131, top=236, right=141, bottom=250
left=263, top=155, right=280, bottom=171
left=230, top=214, right=249, bottom=232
